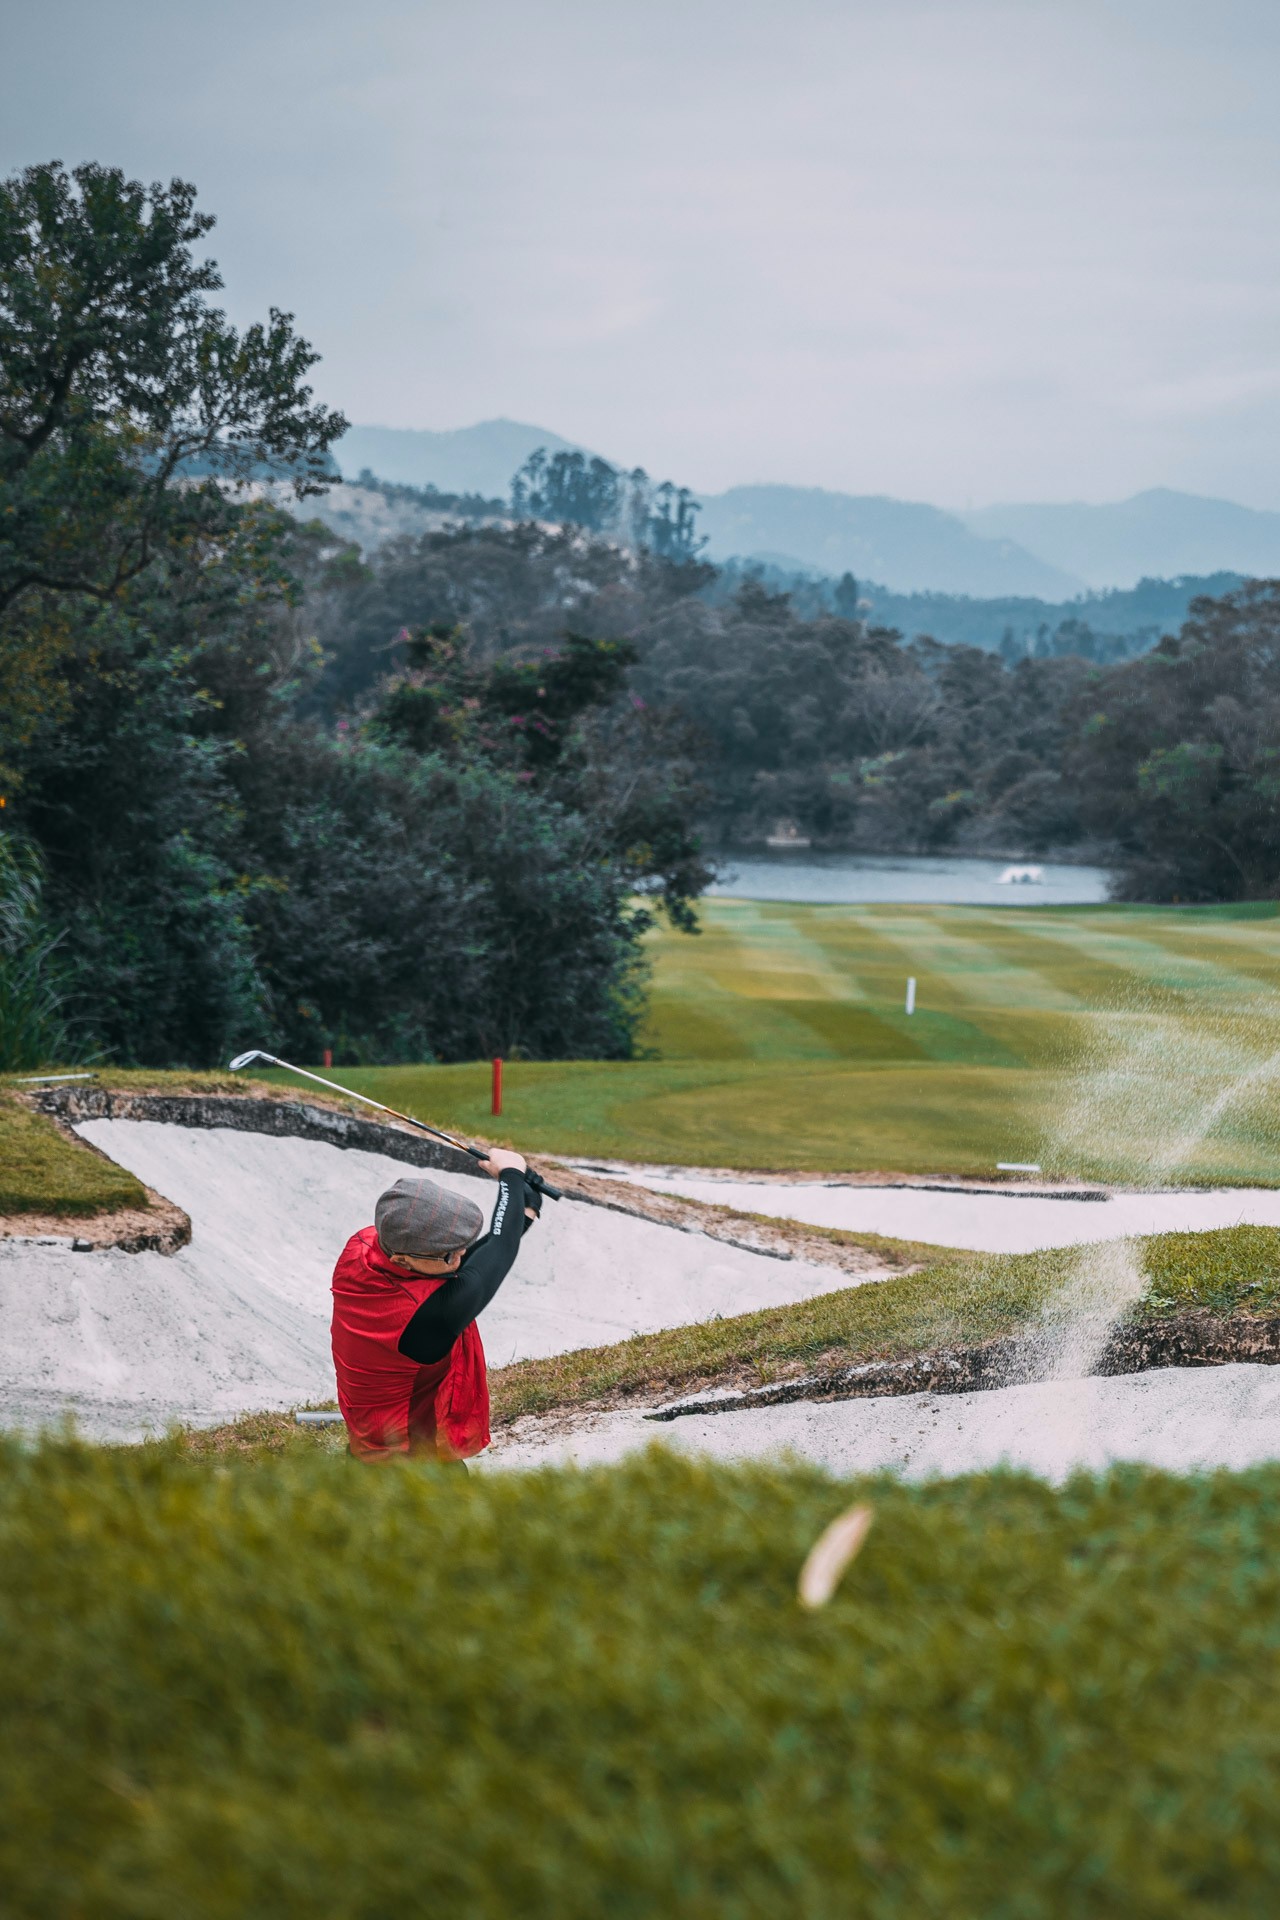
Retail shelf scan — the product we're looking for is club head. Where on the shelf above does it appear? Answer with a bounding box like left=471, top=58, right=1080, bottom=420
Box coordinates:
left=228, top=1049, right=272, bottom=1072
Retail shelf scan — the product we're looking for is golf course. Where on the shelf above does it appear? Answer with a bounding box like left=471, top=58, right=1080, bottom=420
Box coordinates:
left=324, top=897, right=1280, bottom=1184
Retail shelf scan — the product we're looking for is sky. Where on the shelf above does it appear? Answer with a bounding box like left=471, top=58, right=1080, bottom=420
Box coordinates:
left=3, top=0, right=1280, bottom=508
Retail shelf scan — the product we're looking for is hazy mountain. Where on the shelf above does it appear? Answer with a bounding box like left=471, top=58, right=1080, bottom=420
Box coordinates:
left=331, top=424, right=1280, bottom=597
left=695, top=486, right=1082, bottom=597
left=726, top=562, right=1245, bottom=657
left=333, top=418, right=591, bottom=496
left=962, top=489, right=1280, bottom=590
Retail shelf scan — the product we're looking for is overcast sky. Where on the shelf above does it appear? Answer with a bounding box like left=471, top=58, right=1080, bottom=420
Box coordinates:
left=3, top=0, right=1280, bottom=507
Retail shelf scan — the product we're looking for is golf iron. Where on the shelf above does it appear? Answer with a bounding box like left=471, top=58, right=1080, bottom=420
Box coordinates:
left=228, top=1049, right=564, bottom=1201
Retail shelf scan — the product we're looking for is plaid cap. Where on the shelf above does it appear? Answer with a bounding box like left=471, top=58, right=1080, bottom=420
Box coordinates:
left=375, top=1175, right=485, bottom=1258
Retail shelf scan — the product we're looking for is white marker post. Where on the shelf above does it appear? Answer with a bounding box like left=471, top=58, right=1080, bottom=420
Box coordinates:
left=905, top=976, right=917, bottom=1015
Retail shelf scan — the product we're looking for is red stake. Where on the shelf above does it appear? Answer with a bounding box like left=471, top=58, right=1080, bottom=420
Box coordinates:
left=491, top=1056, right=503, bottom=1117
left=323, top=1047, right=333, bottom=1069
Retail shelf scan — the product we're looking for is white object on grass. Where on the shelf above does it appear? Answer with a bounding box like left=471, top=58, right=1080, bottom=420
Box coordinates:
left=905, top=976, right=916, bottom=1015
left=997, top=1162, right=1042, bottom=1172
left=296, top=1410, right=345, bottom=1427
left=797, top=1504, right=875, bottom=1607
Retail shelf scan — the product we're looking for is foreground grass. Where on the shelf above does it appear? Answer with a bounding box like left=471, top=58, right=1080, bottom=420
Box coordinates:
left=188, top=1227, right=1280, bottom=1452
left=4, top=1441, right=1280, bottom=1917
left=0, top=1092, right=145, bottom=1216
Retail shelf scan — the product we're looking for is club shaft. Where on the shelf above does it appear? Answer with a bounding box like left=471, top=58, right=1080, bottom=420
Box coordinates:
left=241, top=1052, right=564, bottom=1200
left=251, top=1054, right=485, bottom=1158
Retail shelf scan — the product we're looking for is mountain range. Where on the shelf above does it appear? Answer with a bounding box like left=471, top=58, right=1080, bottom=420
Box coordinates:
left=333, top=420, right=1280, bottom=596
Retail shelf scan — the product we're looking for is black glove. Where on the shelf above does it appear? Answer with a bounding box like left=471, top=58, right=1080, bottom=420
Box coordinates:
left=523, top=1166, right=561, bottom=1204
left=520, top=1170, right=543, bottom=1225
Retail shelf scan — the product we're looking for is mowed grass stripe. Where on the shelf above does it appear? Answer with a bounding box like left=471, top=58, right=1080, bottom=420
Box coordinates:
left=699, top=899, right=870, bottom=1003
left=791, top=907, right=980, bottom=1011
left=852, top=909, right=1084, bottom=1011
left=281, top=901, right=1280, bottom=1182
left=1010, top=911, right=1280, bottom=1007
left=1135, top=917, right=1280, bottom=997
left=938, top=909, right=1144, bottom=1007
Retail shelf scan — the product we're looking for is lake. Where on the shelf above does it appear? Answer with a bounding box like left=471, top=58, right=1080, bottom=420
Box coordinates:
left=708, top=851, right=1112, bottom=906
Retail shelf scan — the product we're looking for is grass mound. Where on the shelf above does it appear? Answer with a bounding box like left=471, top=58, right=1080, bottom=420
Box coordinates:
left=0, top=1093, right=145, bottom=1216
left=3, top=1440, right=1280, bottom=1916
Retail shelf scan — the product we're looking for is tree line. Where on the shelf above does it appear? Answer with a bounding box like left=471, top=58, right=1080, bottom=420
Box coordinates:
left=311, top=509, right=1280, bottom=902
left=0, top=162, right=706, bottom=1070
left=4, top=160, right=1276, bottom=1073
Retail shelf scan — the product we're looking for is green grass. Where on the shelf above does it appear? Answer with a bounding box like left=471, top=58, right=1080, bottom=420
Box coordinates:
left=5, top=1440, right=1280, bottom=1916
left=315, top=897, right=1280, bottom=1182
left=13, top=897, right=1280, bottom=1207
left=0, top=1092, right=145, bottom=1216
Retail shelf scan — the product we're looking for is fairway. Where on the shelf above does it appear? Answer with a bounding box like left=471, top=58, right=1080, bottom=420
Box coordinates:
left=323, top=899, right=1280, bottom=1183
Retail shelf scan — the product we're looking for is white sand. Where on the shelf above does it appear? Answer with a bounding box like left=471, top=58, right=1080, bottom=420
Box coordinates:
left=601, top=1169, right=1280, bottom=1254
left=0, top=1120, right=870, bottom=1440
left=484, top=1364, right=1280, bottom=1482
left=8, top=1119, right=1280, bottom=1478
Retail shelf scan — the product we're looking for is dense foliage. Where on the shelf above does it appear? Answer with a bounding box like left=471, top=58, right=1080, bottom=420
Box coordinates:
left=0, top=838, right=73, bottom=1071
left=511, top=445, right=704, bottom=559
left=0, top=163, right=696, bottom=1067
left=6, top=1443, right=1280, bottom=1916
left=309, top=529, right=1092, bottom=856
left=1072, top=581, right=1280, bottom=901
left=309, top=515, right=1280, bottom=899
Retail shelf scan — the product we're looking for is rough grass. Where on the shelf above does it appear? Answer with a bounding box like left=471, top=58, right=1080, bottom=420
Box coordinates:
left=0, top=1092, right=145, bottom=1216
left=4, top=1440, right=1280, bottom=1917
left=185, top=1227, right=1280, bottom=1451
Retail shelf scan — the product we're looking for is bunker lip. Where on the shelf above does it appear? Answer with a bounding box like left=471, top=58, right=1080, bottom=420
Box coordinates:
left=2, top=1093, right=191, bottom=1251
left=568, top=1158, right=1113, bottom=1199
left=0, top=1195, right=190, bottom=1254
left=19, top=1087, right=926, bottom=1278
left=645, top=1308, right=1280, bottom=1422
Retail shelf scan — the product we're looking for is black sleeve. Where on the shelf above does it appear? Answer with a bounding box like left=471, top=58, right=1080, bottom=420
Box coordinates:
left=397, top=1172, right=528, bottom=1366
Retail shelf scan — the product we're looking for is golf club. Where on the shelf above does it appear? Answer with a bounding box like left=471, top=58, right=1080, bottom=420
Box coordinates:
left=228, top=1049, right=565, bottom=1201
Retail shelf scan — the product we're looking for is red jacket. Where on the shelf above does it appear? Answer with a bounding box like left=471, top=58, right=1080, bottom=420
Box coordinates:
left=330, top=1225, right=491, bottom=1461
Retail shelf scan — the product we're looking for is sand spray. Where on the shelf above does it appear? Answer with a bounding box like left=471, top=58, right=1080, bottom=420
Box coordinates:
left=1015, top=983, right=1280, bottom=1400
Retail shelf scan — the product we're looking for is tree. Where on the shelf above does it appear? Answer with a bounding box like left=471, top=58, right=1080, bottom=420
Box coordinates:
left=510, top=449, right=620, bottom=532
left=0, top=160, right=345, bottom=777
left=368, top=625, right=713, bottom=930
left=509, top=448, right=705, bottom=559
left=1070, top=581, right=1280, bottom=900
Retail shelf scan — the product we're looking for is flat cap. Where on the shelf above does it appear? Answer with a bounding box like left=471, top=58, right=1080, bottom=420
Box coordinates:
left=375, top=1175, right=485, bottom=1258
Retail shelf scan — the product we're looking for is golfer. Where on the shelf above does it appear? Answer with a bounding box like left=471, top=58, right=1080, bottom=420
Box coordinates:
left=330, top=1147, right=538, bottom=1462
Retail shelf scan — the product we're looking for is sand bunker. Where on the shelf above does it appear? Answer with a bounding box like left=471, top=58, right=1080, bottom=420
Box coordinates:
left=484, top=1363, right=1280, bottom=1482
left=601, top=1168, right=1280, bottom=1254
left=7, top=1117, right=1280, bottom=1477
left=0, top=1120, right=867, bottom=1441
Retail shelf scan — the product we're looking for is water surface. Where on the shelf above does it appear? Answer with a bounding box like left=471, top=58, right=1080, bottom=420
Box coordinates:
left=709, top=851, right=1111, bottom=907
